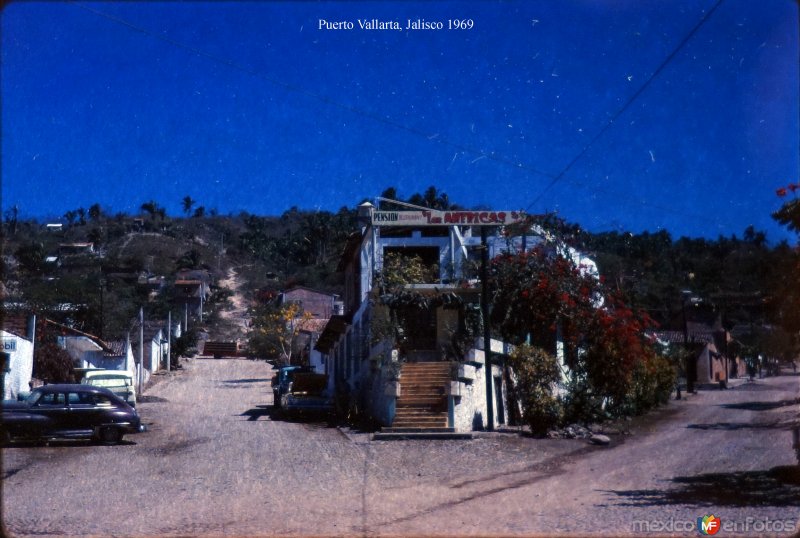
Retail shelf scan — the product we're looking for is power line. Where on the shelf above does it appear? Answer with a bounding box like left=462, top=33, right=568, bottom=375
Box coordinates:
left=525, top=0, right=726, bottom=210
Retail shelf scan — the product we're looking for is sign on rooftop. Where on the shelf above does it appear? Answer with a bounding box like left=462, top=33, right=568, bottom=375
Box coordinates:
left=371, top=209, right=526, bottom=227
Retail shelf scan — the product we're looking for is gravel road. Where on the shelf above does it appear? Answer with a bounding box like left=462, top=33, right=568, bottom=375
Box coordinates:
left=3, top=358, right=799, bottom=537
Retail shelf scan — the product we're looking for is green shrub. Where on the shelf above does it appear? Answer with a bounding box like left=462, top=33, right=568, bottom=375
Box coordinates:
left=508, top=344, right=563, bottom=435
left=623, top=351, right=676, bottom=415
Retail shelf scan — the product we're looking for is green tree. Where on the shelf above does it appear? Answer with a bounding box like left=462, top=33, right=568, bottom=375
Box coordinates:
left=489, top=244, right=662, bottom=420
left=507, top=344, right=563, bottom=435
left=140, top=200, right=165, bottom=220
left=182, top=196, right=195, bottom=217
left=33, top=322, right=76, bottom=383
left=772, top=183, right=800, bottom=336
left=247, top=302, right=313, bottom=364
left=64, top=210, right=77, bottom=227
left=88, top=203, right=103, bottom=222
left=14, top=242, right=45, bottom=274
left=4, top=204, right=19, bottom=236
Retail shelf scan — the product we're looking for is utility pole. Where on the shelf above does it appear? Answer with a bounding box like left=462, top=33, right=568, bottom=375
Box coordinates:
left=480, top=227, right=494, bottom=431
left=138, top=308, right=144, bottom=397
left=167, top=311, right=172, bottom=372
left=682, top=291, right=697, bottom=394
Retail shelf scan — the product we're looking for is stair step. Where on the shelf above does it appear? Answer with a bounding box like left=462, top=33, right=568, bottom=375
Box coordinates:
left=395, top=407, right=447, bottom=417
left=392, top=364, right=451, bottom=430
left=373, top=431, right=473, bottom=441
left=397, top=401, right=446, bottom=407
left=382, top=427, right=454, bottom=433
left=393, top=419, right=448, bottom=425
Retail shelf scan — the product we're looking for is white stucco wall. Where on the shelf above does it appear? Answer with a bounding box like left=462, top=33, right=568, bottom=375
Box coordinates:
left=451, top=351, right=506, bottom=432
left=62, top=336, right=104, bottom=368
left=60, top=336, right=131, bottom=372
left=1, top=331, right=34, bottom=400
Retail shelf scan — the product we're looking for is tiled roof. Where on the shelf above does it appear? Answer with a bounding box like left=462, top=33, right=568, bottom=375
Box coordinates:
left=650, top=330, right=715, bottom=345
left=1, top=315, right=32, bottom=340
left=297, top=318, right=330, bottom=334
left=103, top=340, right=128, bottom=357
left=314, top=315, right=350, bottom=353
left=44, top=319, right=114, bottom=353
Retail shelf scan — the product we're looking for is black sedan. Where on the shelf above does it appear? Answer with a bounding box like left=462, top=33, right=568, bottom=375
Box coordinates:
left=1, top=384, right=144, bottom=445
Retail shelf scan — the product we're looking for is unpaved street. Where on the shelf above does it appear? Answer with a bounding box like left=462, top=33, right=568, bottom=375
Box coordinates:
left=3, top=358, right=799, bottom=537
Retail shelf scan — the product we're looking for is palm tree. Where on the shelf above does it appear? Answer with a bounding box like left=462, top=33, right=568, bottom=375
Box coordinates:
left=182, top=196, right=195, bottom=217
left=88, top=203, right=102, bottom=222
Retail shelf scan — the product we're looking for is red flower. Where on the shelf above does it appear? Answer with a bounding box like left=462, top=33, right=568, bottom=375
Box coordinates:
left=777, top=187, right=788, bottom=197
left=790, top=183, right=798, bottom=193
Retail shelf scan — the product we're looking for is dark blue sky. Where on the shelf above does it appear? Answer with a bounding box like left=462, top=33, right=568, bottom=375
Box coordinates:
left=2, top=1, right=798, bottom=241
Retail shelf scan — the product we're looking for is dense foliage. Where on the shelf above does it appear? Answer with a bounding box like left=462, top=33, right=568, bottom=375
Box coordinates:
left=247, top=302, right=312, bottom=364
left=490, top=244, right=673, bottom=423
left=507, top=344, right=563, bottom=435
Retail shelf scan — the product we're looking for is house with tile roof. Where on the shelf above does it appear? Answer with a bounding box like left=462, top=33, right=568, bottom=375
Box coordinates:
left=175, top=269, right=212, bottom=319
left=650, top=321, right=746, bottom=386
left=277, top=287, right=342, bottom=373
left=46, top=319, right=134, bottom=375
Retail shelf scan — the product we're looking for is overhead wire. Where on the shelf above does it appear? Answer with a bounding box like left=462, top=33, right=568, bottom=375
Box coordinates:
left=525, top=0, right=726, bottom=211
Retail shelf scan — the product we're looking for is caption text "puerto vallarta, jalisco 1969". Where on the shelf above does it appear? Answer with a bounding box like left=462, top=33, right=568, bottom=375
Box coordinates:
left=318, top=18, right=474, bottom=31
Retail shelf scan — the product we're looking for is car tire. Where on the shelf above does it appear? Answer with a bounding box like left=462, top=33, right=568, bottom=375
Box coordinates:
left=97, top=426, right=123, bottom=445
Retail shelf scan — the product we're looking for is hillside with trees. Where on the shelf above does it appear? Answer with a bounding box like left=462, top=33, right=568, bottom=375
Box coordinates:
left=1, top=186, right=798, bottom=369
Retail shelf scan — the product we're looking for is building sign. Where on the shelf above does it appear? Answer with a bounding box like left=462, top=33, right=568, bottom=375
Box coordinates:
left=372, top=210, right=526, bottom=227
left=1, top=339, right=17, bottom=352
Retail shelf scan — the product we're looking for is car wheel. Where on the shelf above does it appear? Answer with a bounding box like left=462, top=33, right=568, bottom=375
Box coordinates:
left=97, top=426, right=123, bottom=445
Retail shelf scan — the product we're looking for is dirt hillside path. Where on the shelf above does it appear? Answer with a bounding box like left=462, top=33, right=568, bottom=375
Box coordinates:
left=216, top=266, right=251, bottom=338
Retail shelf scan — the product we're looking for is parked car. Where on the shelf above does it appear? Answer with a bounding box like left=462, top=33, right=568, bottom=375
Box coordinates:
left=81, top=369, right=137, bottom=407
left=271, top=365, right=312, bottom=408
left=282, top=372, right=334, bottom=418
left=1, top=384, right=144, bottom=445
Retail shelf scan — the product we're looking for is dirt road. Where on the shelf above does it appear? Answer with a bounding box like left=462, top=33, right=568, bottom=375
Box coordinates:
left=3, top=359, right=798, bottom=537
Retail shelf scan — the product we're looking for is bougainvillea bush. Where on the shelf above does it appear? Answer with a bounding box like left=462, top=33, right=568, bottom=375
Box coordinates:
left=490, top=244, right=672, bottom=425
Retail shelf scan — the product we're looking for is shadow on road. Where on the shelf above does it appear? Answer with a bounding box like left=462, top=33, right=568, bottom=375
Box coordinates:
left=223, top=378, right=271, bottom=384
left=139, top=394, right=169, bottom=403
left=240, top=405, right=275, bottom=421
left=2, top=438, right=137, bottom=449
left=604, top=466, right=800, bottom=507
left=686, top=421, right=783, bottom=431
left=238, top=405, right=337, bottom=428
left=720, top=398, right=800, bottom=411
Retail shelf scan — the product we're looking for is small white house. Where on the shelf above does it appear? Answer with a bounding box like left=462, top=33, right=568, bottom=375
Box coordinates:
left=1, top=317, right=35, bottom=400
left=48, top=320, right=134, bottom=376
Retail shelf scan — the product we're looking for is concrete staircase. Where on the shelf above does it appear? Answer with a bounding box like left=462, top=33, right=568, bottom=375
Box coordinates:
left=374, top=362, right=472, bottom=440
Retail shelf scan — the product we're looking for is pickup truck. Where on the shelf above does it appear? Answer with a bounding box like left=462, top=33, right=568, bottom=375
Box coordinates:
left=81, top=370, right=137, bottom=407
left=271, top=365, right=311, bottom=408
left=280, top=372, right=334, bottom=418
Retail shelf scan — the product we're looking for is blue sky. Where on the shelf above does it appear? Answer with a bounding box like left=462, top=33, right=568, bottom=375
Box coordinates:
left=2, top=0, right=798, bottom=242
